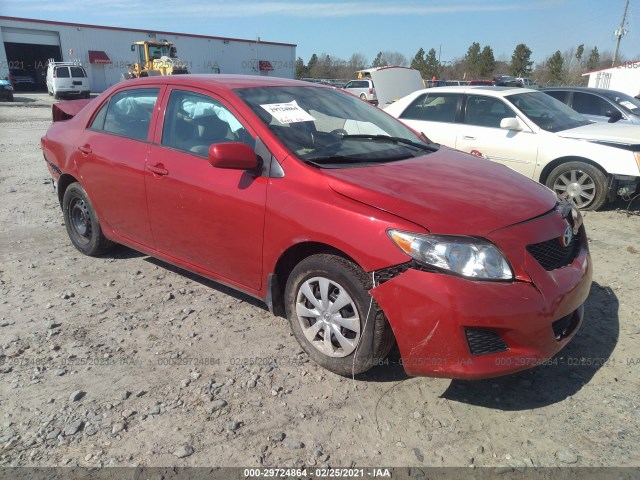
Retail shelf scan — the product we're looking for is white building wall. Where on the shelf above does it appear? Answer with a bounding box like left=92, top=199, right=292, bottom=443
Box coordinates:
left=585, top=62, right=640, bottom=98
left=0, top=17, right=296, bottom=91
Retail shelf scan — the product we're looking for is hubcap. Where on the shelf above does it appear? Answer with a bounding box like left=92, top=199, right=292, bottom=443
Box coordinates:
left=552, top=169, right=596, bottom=209
left=69, top=198, right=92, bottom=245
left=295, top=277, right=360, bottom=358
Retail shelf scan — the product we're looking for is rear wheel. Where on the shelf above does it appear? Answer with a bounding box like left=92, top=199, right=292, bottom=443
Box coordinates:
left=284, top=254, right=394, bottom=376
left=359, top=93, right=367, bottom=101
left=62, top=183, right=114, bottom=256
left=546, top=161, right=608, bottom=211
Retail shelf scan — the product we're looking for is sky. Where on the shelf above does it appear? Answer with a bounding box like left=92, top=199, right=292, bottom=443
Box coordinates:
left=1, top=0, right=639, bottom=67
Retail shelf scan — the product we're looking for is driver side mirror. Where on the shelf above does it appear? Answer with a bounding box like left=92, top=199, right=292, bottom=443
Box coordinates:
left=500, top=117, right=522, bottom=131
left=208, top=142, right=259, bottom=170
left=605, top=109, right=623, bottom=123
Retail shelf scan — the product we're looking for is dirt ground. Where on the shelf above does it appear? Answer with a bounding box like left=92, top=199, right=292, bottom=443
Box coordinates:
left=0, top=94, right=639, bottom=471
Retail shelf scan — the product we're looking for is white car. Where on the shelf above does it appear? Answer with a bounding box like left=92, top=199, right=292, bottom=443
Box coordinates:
left=384, top=86, right=640, bottom=210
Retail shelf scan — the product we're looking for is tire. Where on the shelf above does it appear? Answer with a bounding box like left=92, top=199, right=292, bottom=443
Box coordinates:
left=546, top=161, right=608, bottom=211
left=54, top=91, right=60, bottom=100
left=284, top=254, right=395, bottom=376
left=359, top=93, right=367, bottom=101
left=62, top=183, right=114, bottom=256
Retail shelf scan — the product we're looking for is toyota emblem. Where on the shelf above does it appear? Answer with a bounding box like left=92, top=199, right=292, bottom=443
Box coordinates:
left=561, top=226, right=573, bottom=248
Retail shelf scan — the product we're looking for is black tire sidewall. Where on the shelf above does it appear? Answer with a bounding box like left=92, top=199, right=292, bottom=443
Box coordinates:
left=284, top=254, right=377, bottom=376
left=546, top=161, right=608, bottom=211
left=62, top=183, right=105, bottom=256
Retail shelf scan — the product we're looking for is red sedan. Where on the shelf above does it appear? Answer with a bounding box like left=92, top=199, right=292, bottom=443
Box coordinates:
left=41, top=75, right=592, bottom=379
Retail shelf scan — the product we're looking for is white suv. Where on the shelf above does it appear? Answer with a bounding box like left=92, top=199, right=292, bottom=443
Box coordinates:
left=46, top=60, right=90, bottom=99
left=385, top=86, right=640, bottom=210
left=342, top=79, right=377, bottom=104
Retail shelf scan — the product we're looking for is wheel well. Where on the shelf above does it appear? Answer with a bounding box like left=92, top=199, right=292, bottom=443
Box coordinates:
left=267, top=242, right=358, bottom=317
left=538, top=156, right=609, bottom=185
left=57, top=174, right=79, bottom=207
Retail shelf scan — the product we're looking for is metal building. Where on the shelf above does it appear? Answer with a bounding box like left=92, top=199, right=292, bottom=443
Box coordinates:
left=0, top=16, right=296, bottom=92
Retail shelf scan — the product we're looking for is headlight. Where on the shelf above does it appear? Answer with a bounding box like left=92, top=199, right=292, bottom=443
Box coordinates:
left=388, top=230, right=513, bottom=280
left=634, top=152, right=640, bottom=171
left=2, top=85, right=12, bottom=91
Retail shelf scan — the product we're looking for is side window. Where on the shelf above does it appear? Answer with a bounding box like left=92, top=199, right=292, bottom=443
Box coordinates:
left=162, top=90, right=253, bottom=157
left=572, top=92, right=611, bottom=116
left=545, top=91, right=568, bottom=104
left=102, top=88, right=159, bottom=141
left=464, top=96, right=516, bottom=128
left=89, top=101, right=109, bottom=130
left=344, top=82, right=353, bottom=89
left=400, top=93, right=461, bottom=123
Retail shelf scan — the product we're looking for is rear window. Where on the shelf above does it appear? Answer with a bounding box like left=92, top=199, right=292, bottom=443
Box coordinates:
left=70, top=67, right=87, bottom=78
left=55, top=67, right=70, bottom=78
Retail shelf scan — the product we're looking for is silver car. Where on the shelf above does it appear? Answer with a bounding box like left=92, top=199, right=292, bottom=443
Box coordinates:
left=342, top=79, right=377, bottom=104
left=543, top=87, right=640, bottom=125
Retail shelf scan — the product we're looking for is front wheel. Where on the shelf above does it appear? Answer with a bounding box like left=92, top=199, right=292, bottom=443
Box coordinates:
left=546, top=161, right=608, bottom=211
left=62, top=183, right=114, bottom=256
left=284, top=254, right=394, bottom=376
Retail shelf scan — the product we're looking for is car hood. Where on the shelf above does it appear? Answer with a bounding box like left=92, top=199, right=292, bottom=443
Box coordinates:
left=322, top=147, right=557, bottom=235
left=557, top=122, right=640, bottom=146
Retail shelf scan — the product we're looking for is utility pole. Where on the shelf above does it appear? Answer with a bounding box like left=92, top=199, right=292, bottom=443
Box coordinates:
left=612, top=0, right=630, bottom=66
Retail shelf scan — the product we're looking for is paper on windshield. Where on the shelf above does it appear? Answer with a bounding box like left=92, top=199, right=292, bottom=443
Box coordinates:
left=620, top=101, right=637, bottom=110
left=260, top=100, right=315, bottom=124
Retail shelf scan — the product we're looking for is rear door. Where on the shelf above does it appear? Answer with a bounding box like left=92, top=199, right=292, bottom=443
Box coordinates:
left=70, top=66, right=90, bottom=92
left=396, top=91, right=462, bottom=147
left=145, top=86, right=267, bottom=290
left=74, top=86, right=162, bottom=247
left=455, top=94, right=539, bottom=178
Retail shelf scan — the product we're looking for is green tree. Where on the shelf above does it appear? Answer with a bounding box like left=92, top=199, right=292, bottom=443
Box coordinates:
left=478, top=45, right=495, bottom=78
left=307, top=54, right=318, bottom=74
left=547, top=50, right=564, bottom=83
left=576, top=44, right=585, bottom=61
left=411, top=48, right=427, bottom=76
left=424, top=48, right=440, bottom=78
left=464, top=42, right=481, bottom=77
left=510, top=43, right=533, bottom=76
left=371, top=51, right=387, bottom=68
left=295, top=57, right=308, bottom=79
left=586, top=47, right=600, bottom=70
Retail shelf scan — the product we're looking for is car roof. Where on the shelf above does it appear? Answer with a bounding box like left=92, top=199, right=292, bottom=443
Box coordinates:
left=417, top=86, right=538, bottom=96
left=116, top=74, right=319, bottom=92
left=542, top=86, right=624, bottom=96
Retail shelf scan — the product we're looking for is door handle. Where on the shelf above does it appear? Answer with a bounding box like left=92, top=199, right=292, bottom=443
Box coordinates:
left=78, top=145, right=92, bottom=154
left=147, top=164, right=169, bottom=176
left=462, top=136, right=476, bottom=141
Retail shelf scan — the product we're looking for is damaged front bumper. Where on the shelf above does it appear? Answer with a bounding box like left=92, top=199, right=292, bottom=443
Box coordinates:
left=369, top=208, right=593, bottom=380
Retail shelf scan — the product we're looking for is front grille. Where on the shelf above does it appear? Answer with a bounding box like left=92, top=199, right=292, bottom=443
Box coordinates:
left=527, top=234, right=579, bottom=271
left=465, top=328, right=509, bottom=356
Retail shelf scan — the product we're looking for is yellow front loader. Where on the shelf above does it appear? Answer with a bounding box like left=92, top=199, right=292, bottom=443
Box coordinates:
left=126, top=40, right=189, bottom=78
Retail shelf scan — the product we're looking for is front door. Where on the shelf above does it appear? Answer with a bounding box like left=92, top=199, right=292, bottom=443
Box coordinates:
left=145, top=87, right=267, bottom=290
left=455, top=95, right=539, bottom=179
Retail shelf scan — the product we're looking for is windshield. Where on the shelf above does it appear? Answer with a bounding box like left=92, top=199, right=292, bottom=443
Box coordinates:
left=505, top=91, right=591, bottom=132
left=235, top=85, right=435, bottom=167
left=148, top=44, right=171, bottom=60
left=601, top=90, right=640, bottom=115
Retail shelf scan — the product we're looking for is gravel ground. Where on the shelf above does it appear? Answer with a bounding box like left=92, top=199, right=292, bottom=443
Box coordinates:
left=0, top=93, right=639, bottom=470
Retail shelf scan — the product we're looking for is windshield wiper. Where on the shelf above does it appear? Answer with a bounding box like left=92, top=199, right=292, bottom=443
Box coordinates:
left=304, top=154, right=411, bottom=167
left=338, top=134, right=438, bottom=152
left=305, top=155, right=364, bottom=165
